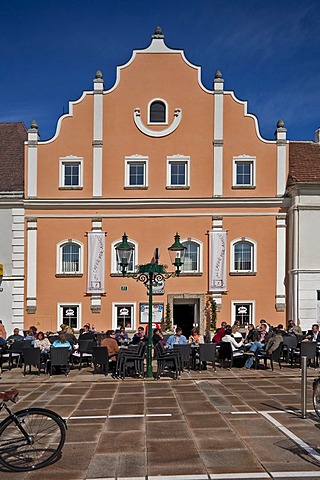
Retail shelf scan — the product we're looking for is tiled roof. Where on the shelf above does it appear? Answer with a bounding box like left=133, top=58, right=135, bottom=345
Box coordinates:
left=0, top=122, right=27, bottom=192
left=289, top=141, right=320, bottom=184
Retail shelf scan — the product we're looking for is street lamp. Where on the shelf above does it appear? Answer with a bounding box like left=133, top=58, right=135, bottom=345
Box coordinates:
left=116, top=232, right=186, bottom=378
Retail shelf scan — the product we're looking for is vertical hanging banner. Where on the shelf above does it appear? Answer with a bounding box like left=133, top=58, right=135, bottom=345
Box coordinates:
left=87, top=232, right=105, bottom=294
left=209, top=230, right=227, bottom=292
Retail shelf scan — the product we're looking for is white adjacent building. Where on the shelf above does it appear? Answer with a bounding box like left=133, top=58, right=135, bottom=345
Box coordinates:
left=288, top=135, right=320, bottom=331
left=0, top=122, right=27, bottom=337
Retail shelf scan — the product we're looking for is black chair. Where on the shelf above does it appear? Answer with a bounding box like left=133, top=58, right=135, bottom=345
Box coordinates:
left=116, top=342, right=146, bottom=379
left=255, top=344, right=283, bottom=371
left=48, top=335, right=58, bottom=344
left=48, top=348, right=70, bottom=376
left=72, top=339, right=95, bottom=369
left=217, top=342, right=233, bottom=369
left=173, top=344, right=191, bottom=371
left=23, top=348, right=45, bottom=376
left=92, top=346, right=109, bottom=376
left=154, top=342, right=180, bottom=379
left=95, top=333, right=107, bottom=346
left=282, top=335, right=298, bottom=363
left=293, top=341, right=317, bottom=368
left=198, top=343, right=217, bottom=372
left=1, top=341, right=24, bottom=369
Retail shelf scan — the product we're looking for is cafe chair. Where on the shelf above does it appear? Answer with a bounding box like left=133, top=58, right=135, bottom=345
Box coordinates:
left=48, top=348, right=70, bottom=376
left=92, top=346, right=109, bottom=376
left=72, top=339, right=95, bottom=369
left=1, top=341, right=24, bottom=370
left=154, top=342, right=180, bottom=379
left=23, top=347, right=45, bottom=376
left=198, top=343, right=217, bottom=372
left=173, top=344, right=191, bottom=371
left=254, top=344, right=283, bottom=371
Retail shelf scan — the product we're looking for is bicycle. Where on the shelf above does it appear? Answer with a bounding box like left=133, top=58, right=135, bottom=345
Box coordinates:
left=0, top=388, right=67, bottom=471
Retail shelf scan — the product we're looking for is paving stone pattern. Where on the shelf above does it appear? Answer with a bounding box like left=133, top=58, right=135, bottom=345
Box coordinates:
left=1, top=366, right=320, bottom=479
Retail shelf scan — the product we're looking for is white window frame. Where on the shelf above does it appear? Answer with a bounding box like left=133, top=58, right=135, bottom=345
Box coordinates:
left=230, top=237, right=257, bottom=273
left=56, top=239, right=84, bottom=275
left=232, top=155, right=256, bottom=187
left=124, top=155, right=148, bottom=188
left=148, top=98, right=168, bottom=125
left=57, top=302, right=82, bottom=331
left=231, top=300, right=255, bottom=325
left=181, top=238, right=203, bottom=273
left=59, top=155, right=83, bottom=188
left=111, top=237, right=138, bottom=274
left=112, top=302, right=136, bottom=332
left=166, top=155, right=190, bottom=188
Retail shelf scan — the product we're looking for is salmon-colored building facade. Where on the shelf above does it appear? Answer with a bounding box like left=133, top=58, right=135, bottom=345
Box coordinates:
left=24, top=28, right=288, bottom=335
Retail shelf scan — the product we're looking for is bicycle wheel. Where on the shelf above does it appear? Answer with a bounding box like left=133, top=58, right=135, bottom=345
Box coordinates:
left=313, top=378, right=320, bottom=419
left=0, top=407, right=66, bottom=471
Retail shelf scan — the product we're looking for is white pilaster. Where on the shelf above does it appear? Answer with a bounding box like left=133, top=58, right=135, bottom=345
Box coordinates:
left=93, top=71, right=104, bottom=197
left=213, top=71, right=224, bottom=197
left=26, top=218, right=37, bottom=314
left=275, top=214, right=286, bottom=311
left=275, top=120, right=287, bottom=196
left=27, top=121, right=39, bottom=198
left=12, top=208, right=25, bottom=326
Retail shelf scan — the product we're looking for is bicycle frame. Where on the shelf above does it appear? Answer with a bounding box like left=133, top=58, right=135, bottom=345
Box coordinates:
left=0, top=401, right=33, bottom=451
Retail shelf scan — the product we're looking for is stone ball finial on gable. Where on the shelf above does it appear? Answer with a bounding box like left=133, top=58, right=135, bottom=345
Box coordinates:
left=215, top=70, right=223, bottom=79
left=152, top=26, right=164, bottom=39
left=95, top=70, right=103, bottom=79
left=277, top=119, right=285, bottom=128
left=30, top=120, right=38, bottom=130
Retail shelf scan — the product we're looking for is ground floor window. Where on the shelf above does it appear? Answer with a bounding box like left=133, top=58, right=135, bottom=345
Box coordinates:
left=233, top=302, right=254, bottom=325
left=58, top=304, right=81, bottom=330
left=113, top=303, right=135, bottom=331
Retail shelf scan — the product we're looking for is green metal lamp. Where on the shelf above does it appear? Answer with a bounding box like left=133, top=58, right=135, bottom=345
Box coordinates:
left=168, top=232, right=187, bottom=276
left=115, top=233, right=134, bottom=276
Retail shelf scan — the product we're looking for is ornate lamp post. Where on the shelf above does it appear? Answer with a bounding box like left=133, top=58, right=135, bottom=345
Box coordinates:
left=116, top=233, right=186, bottom=378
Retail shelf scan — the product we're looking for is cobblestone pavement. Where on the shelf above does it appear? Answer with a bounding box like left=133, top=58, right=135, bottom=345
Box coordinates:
left=1, top=364, right=320, bottom=480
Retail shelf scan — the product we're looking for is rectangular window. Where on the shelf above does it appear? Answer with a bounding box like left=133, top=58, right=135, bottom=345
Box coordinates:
left=236, top=162, right=252, bottom=185
left=125, top=156, right=148, bottom=188
left=129, top=163, right=145, bottom=186
left=234, top=303, right=253, bottom=325
left=167, top=155, right=190, bottom=188
left=64, top=162, right=80, bottom=186
left=233, top=156, right=256, bottom=188
left=59, top=156, right=83, bottom=188
left=113, top=303, right=135, bottom=330
left=58, top=304, right=81, bottom=330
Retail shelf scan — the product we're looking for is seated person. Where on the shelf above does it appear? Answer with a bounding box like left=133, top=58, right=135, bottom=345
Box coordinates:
left=24, top=329, right=36, bottom=342
left=212, top=322, right=227, bottom=343
left=65, top=326, right=77, bottom=347
left=221, top=327, right=244, bottom=351
left=306, top=323, right=320, bottom=342
left=132, top=326, right=148, bottom=345
left=244, top=323, right=275, bottom=369
left=115, top=327, right=129, bottom=345
left=79, top=324, right=96, bottom=341
left=6, top=328, right=24, bottom=343
left=189, top=327, right=204, bottom=345
left=101, top=330, right=119, bottom=372
left=34, top=331, right=51, bottom=353
left=244, top=324, right=256, bottom=343
left=153, top=328, right=167, bottom=346
left=51, top=333, right=72, bottom=351
left=286, top=319, right=302, bottom=335
left=167, top=327, right=187, bottom=349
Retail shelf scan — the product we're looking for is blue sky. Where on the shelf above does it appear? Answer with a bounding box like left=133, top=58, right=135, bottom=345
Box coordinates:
left=1, top=0, right=319, bottom=141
